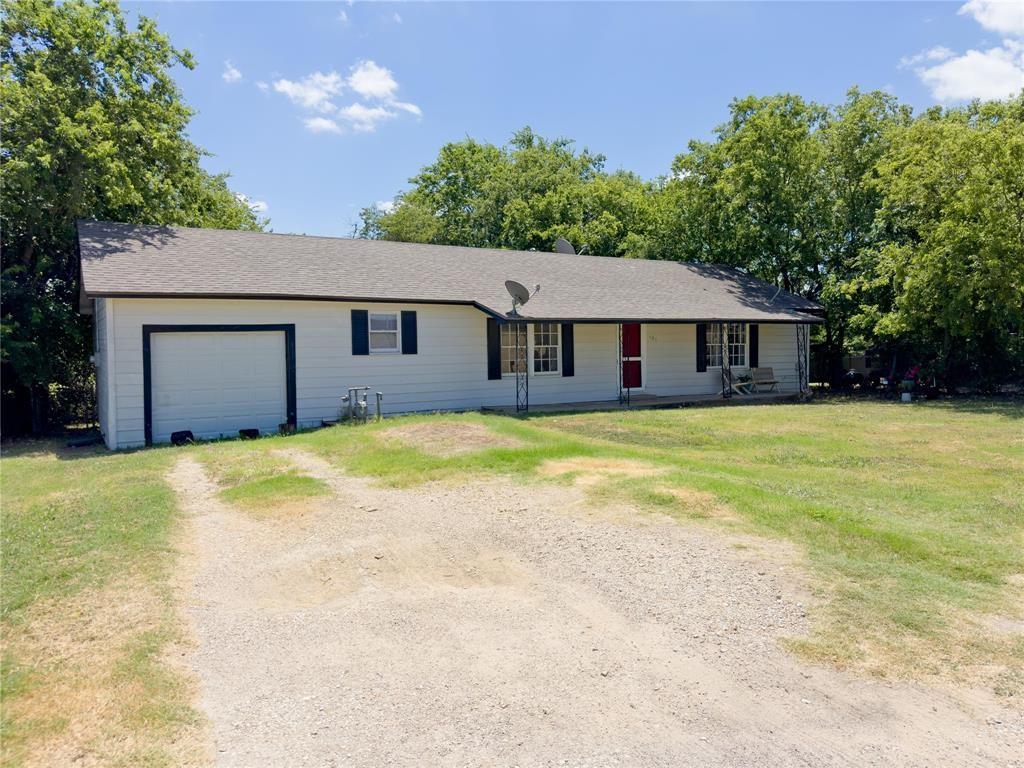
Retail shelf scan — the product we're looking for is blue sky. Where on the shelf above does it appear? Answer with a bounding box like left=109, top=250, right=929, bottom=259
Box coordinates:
left=125, top=1, right=1024, bottom=237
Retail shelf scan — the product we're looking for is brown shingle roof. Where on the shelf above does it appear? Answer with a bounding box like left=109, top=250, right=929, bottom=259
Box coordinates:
left=77, top=221, right=822, bottom=323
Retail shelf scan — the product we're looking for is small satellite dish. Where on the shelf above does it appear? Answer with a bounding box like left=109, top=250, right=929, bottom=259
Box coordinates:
left=505, top=280, right=537, bottom=316
left=554, top=237, right=576, bottom=255
left=505, top=280, right=531, bottom=315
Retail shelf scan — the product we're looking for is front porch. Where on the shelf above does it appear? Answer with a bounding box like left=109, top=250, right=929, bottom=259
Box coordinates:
left=482, top=389, right=799, bottom=415
left=489, top=319, right=811, bottom=414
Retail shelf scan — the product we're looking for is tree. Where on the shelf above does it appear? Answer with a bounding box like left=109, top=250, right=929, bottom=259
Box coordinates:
left=849, top=94, right=1024, bottom=387
left=1, top=0, right=263, bottom=435
left=358, top=127, right=653, bottom=256
left=655, top=94, right=829, bottom=293
left=816, top=89, right=911, bottom=381
left=648, top=90, right=920, bottom=384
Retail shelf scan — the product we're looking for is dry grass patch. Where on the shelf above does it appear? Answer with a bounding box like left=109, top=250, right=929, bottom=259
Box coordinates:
left=537, top=456, right=665, bottom=487
left=662, top=485, right=740, bottom=521
left=378, top=420, right=522, bottom=457
left=2, top=577, right=206, bottom=768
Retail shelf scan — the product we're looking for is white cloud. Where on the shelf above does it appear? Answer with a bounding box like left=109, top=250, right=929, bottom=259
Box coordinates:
left=222, top=60, right=242, bottom=83
left=348, top=60, right=398, bottom=99
left=346, top=60, right=422, bottom=119
left=256, top=81, right=269, bottom=93
left=391, top=12, right=402, bottom=24
left=269, top=61, right=420, bottom=135
left=376, top=200, right=397, bottom=214
left=235, top=194, right=268, bottom=214
left=339, top=103, right=396, bottom=132
left=899, top=46, right=955, bottom=68
left=273, top=71, right=344, bottom=112
left=918, top=40, right=1024, bottom=101
left=390, top=100, right=422, bottom=117
left=902, top=1, right=1024, bottom=102
left=337, top=9, right=349, bottom=24
left=959, top=0, right=1024, bottom=36
left=304, top=116, right=344, bottom=134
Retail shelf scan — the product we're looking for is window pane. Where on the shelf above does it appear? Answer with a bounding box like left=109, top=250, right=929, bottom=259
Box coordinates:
left=370, top=313, right=398, bottom=331
left=370, top=331, right=398, bottom=350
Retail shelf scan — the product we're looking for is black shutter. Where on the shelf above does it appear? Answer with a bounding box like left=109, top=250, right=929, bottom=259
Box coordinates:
left=696, top=323, right=707, bottom=372
left=486, top=318, right=501, bottom=380
left=748, top=324, right=759, bottom=368
left=351, top=309, right=369, bottom=355
left=561, top=323, right=574, bottom=377
left=401, top=311, right=417, bottom=354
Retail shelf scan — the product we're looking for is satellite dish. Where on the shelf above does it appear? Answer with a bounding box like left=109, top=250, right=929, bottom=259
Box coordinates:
left=505, top=280, right=532, bottom=313
left=505, top=280, right=540, bottom=315
left=554, top=237, right=576, bottom=255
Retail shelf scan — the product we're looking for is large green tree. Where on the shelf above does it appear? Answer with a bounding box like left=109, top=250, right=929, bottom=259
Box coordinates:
left=358, top=127, right=654, bottom=256
left=848, top=95, right=1024, bottom=386
left=652, top=94, right=828, bottom=292
left=1, top=0, right=263, bottom=434
left=646, top=90, right=914, bottom=381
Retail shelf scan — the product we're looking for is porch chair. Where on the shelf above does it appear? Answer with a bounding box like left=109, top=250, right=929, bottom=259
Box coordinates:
left=751, top=367, right=779, bottom=393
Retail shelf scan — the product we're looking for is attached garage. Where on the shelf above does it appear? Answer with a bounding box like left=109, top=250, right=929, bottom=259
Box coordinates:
left=143, top=324, right=297, bottom=444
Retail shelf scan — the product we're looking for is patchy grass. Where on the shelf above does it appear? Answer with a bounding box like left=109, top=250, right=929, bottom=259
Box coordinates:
left=294, top=400, right=1024, bottom=696
left=1, top=442, right=203, bottom=767
left=194, top=443, right=328, bottom=513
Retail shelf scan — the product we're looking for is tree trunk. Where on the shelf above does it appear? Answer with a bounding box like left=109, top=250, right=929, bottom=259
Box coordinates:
left=29, top=382, right=50, bottom=437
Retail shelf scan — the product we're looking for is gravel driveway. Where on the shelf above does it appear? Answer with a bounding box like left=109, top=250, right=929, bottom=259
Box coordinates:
left=171, top=450, right=1022, bottom=767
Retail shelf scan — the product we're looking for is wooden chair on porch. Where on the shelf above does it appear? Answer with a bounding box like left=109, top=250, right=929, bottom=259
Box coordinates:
left=751, top=367, right=779, bottom=393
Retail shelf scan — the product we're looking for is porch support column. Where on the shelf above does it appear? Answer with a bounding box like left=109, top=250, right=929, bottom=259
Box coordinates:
left=795, top=323, right=809, bottom=395
left=720, top=322, right=732, bottom=399
left=515, top=321, right=529, bottom=412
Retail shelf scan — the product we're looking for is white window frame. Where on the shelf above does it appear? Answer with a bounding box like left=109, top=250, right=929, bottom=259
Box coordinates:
left=368, top=312, right=401, bottom=353
left=499, top=323, right=561, bottom=377
left=706, top=323, right=747, bottom=368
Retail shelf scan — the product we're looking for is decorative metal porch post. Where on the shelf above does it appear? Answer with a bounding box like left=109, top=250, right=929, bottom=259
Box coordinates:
left=515, top=322, right=529, bottom=412
left=795, top=323, right=809, bottom=395
left=720, top=322, right=732, bottom=399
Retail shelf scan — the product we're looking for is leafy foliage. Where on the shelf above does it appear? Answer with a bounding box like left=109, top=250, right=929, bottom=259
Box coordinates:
left=357, top=127, right=654, bottom=256
left=849, top=97, right=1024, bottom=386
left=0, top=0, right=264, bottom=434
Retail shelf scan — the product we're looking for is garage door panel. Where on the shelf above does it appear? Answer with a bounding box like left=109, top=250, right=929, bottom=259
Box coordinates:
left=150, top=331, right=287, bottom=443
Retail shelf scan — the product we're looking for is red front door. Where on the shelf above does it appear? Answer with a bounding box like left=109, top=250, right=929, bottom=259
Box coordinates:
left=621, top=323, right=642, bottom=389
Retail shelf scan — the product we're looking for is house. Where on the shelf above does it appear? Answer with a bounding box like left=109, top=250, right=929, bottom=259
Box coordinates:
left=78, top=221, right=823, bottom=449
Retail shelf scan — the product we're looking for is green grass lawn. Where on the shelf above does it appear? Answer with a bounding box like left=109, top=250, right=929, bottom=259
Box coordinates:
left=2, top=397, right=1022, bottom=764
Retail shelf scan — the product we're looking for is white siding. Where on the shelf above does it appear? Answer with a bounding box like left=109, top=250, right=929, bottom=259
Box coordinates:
left=93, top=298, right=118, bottom=450
left=101, top=297, right=808, bottom=449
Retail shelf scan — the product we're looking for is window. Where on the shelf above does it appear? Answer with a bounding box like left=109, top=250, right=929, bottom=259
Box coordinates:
left=706, top=323, right=747, bottom=368
left=500, top=324, right=527, bottom=375
left=533, top=323, right=560, bottom=374
left=369, top=313, right=399, bottom=352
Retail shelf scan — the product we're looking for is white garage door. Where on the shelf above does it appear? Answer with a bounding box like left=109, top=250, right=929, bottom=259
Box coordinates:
left=150, top=331, right=287, bottom=443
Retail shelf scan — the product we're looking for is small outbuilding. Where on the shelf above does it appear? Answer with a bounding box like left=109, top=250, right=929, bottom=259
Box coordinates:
left=78, top=221, right=822, bottom=449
